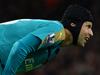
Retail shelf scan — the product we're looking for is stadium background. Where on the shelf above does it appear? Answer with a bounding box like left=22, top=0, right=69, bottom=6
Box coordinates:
left=0, top=0, right=99, bottom=75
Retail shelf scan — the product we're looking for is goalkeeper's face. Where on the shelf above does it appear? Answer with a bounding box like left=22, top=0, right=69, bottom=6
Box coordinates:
left=77, top=21, right=93, bottom=47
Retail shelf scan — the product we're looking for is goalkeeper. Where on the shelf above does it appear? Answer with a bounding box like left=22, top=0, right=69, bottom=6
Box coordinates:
left=0, top=5, right=94, bottom=75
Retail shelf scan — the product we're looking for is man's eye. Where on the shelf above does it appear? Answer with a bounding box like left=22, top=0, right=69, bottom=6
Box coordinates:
left=87, top=25, right=91, bottom=28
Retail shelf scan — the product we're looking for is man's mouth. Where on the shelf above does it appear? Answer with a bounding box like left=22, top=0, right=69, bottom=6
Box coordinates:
left=85, top=37, right=90, bottom=41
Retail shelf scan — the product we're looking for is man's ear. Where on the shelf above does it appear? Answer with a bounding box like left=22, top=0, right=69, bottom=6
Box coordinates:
left=70, top=22, right=76, bottom=27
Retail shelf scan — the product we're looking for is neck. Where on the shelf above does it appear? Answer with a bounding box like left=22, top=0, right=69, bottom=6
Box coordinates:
left=61, top=28, right=73, bottom=47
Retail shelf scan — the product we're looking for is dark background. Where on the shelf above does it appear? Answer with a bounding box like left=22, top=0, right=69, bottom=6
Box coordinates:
left=0, top=0, right=99, bottom=75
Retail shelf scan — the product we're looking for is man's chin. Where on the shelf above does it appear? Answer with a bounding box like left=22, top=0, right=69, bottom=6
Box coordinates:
left=78, top=43, right=85, bottom=47
left=82, top=44, right=85, bottom=47
left=81, top=42, right=86, bottom=47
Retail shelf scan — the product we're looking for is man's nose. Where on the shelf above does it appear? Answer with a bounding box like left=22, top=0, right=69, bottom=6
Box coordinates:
left=89, top=29, right=93, bottom=36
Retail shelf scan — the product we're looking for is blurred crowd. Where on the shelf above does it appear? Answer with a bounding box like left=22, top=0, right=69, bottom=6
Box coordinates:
left=0, top=0, right=99, bottom=75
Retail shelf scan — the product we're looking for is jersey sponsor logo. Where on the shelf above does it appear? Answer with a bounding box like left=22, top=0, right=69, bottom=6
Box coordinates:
left=25, top=58, right=34, bottom=71
left=24, top=57, right=43, bottom=72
